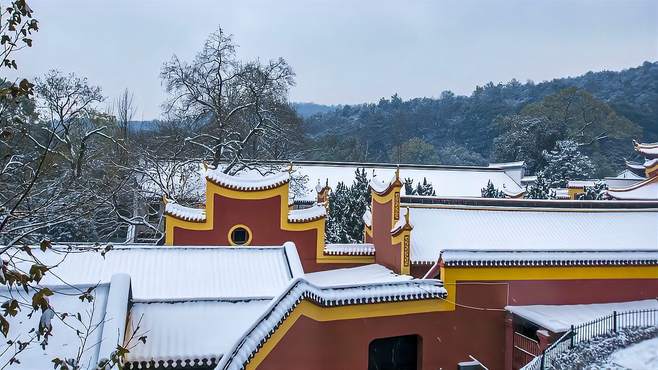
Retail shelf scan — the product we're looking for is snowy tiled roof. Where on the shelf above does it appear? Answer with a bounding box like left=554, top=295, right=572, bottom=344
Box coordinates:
left=406, top=205, right=658, bottom=264
left=217, top=267, right=446, bottom=370
left=287, top=203, right=326, bottom=222
left=506, top=299, right=658, bottom=332
left=288, top=161, right=523, bottom=198
left=567, top=180, right=597, bottom=188
left=17, top=246, right=295, bottom=300
left=634, top=141, right=658, bottom=158
left=125, top=299, right=270, bottom=369
left=441, top=250, right=658, bottom=267
left=607, top=177, right=658, bottom=200
left=304, top=264, right=410, bottom=286
left=164, top=201, right=206, bottom=222
left=206, top=168, right=290, bottom=191
left=488, top=161, right=525, bottom=169
left=324, top=243, right=375, bottom=256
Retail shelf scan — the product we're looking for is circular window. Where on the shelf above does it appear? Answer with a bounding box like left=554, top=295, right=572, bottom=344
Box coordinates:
left=229, top=225, right=251, bottom=246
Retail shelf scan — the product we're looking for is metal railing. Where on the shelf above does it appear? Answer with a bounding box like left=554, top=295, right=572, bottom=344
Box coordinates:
left=522, top=308, right=658, bottom=370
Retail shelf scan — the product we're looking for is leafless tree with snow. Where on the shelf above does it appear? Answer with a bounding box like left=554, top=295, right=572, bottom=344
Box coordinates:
left=161, top=26, right=304, bottom=174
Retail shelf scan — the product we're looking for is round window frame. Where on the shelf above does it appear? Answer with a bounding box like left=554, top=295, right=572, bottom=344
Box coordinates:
left=228, top=224, right=252, bottom=246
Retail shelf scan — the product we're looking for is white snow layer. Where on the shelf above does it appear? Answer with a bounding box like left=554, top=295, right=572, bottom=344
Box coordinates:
left=506, top=299, right=658, bottom=333
left=165, top=202, right=206, bottom=221
left=206, top=168, right=290, bottom=190
left=217, top=273, right=446, bottom=370
left=324, top=243, right=375, bottom=256
left=127, top=300, right=270, bottom=366
left=407, top=206, right=658, bottom=264
left=287, top=203, right=326, bottom=222
left=608, top=178, right=658, bottom=200
left=440, top=250, right=658, bottom=267
left=301, top=163, right=523, bottom=197
left=0, top=285, right=111, bottom=369
left=304, top=264, right=411, bottom=287
left=16, top=246, right=294, bottom=300
left=610, top=336, right=658, bottom=370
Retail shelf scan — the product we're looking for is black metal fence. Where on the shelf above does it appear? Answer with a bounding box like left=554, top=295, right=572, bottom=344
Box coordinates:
left=522, top=308, right=658, bottom=370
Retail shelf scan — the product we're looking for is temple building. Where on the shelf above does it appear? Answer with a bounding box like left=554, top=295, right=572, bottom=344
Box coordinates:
left=5, top=152, right=658, bottom=370
left=606, top=141, right=658, bottom=200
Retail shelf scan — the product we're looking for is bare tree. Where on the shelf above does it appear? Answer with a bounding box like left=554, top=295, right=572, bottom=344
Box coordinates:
left=113, top=88, right=135, bottom=143
left=161, top=26, right=301, bottom=173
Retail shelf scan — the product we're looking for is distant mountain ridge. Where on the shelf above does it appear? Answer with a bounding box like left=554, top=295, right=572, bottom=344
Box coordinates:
left=301, top=61, right=658, bottom=168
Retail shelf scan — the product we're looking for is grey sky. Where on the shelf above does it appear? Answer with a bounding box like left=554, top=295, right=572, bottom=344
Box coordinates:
left=11, top=0, right=658, bottom=120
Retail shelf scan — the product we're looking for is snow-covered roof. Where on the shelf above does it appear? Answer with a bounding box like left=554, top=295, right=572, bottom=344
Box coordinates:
left=634, top=141, right=658, bottom=158
left=607, top=177, right=658, bottom=200
left=206, top=168, right=290, bottom=191
left=625, top=160, right=647, bottom=171
left=506, top=299, right=658, bottom=332
left=488, top=161, right=525, bottom=169
left=126, top=299, right=270, bottom=369
left=521, top=175, right=538, bottom=183
left=304, top=264, right=411, bottom=286
left=217, top=268, right=446, bottom=370
left=441, top=250, right=658, bottom=267
left=0, top=284, right=112, bottom=369
left=289, top=161, right=522, bottom=198
left=567, top=180, right=597, bottom=188
left=287, top=203, right=326, bottom=223
left=18, top=246, right=295, bottom=300
left=406, top=205, right=658, bottom=264
left=324, top=243, right=375, bottom=256
left=164, top=201, right=206, bottom=222
left=552, top=188, right=570, bottom=199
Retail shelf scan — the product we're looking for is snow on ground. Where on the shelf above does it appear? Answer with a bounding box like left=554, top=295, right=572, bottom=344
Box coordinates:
left=610, top=337, right=658, bottom=370
left=546, top=327, right=658, bottom=370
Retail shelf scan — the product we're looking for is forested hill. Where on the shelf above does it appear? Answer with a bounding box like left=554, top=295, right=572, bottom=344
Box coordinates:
left=301, top=61, right=658, bottom=176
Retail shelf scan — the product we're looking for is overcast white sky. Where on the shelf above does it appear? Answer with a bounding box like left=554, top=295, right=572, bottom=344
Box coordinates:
left=9, top=0, right=658, bottom=119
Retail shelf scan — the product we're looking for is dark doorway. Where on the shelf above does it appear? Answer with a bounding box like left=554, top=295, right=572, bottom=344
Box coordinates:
left=368, top=334, right=420, bottom=370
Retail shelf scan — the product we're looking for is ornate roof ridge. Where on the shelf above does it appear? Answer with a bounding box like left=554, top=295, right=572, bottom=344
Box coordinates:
left=206, top=168, right=290, bottom=191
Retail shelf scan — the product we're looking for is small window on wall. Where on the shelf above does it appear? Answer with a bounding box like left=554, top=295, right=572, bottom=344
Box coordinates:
left=229, top=225, right=251, bottom=245
left=368, top=334, right=420, bottom=370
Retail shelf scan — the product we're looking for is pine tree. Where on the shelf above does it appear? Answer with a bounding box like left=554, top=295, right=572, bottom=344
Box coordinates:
left=577, top=181, right=609, bottom=200
left=404, top=178, right=414, bottom=195
left=481, top=180, right=505, bottom=198
left=542, top=140, right=595, bottom=188
left=325, top=168, right=371, bottom=243
left=415, top=177, right=436, bottom=196
left=524, top=171, right=553, bottom=199
left=403, top=177, right=436, bottom=196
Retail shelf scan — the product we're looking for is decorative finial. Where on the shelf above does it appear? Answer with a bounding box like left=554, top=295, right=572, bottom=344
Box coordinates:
left=395, top=166, right=400, bottom=181
left=404, top=206, right=410, bottom=225
left=288, top=161, right=293, bottom=173
left=202, top=161, right=209, bottom=170
left=325, top=178, right=329, bottom=187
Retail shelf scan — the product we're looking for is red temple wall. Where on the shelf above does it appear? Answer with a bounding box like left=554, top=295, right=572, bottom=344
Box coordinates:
left=256, top=275, right=658, bottom=370
left=372, top=199, right=398, bottom=272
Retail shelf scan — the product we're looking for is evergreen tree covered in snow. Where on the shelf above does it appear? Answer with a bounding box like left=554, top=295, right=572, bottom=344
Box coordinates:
left=326, top=168, right=371, bottom=243
left=542, top=140, right=595, bottom=188
left=481, top=180, right=505, bottom=198
left=577, top=181, right=609, bottom=200
left=524, top=172, right=553, bottom=199
left=403, top=177, right=436, bottom=196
